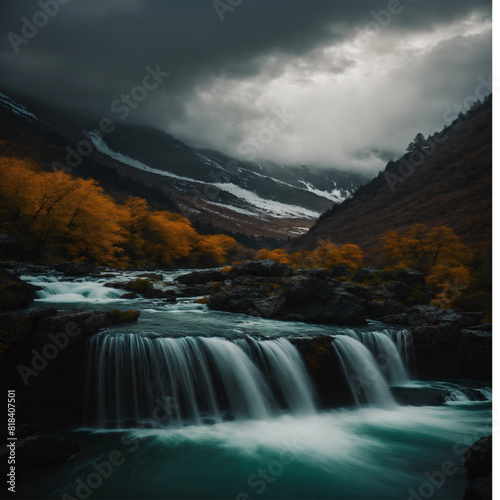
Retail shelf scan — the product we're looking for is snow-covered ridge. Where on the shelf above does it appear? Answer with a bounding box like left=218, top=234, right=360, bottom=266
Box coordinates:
left=196, top=153, right=356, bottom=205
left=90, top=134, right=198, bottom=183
left=212, top=182, right=321, bottom=219
left=0, top=91, right=40, bottom=122
left=298, top=180, right=349, bottom=203
left=92, top=135, right=321, bottom=219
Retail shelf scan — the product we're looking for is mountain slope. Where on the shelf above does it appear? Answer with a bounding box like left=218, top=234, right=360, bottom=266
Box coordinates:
left=0, top=92, right=368, bottom=240
left=294, top=96, right=492, bottom=260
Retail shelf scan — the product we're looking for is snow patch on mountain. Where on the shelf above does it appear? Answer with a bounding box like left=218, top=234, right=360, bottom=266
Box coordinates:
left=0, top=92, right=40, bottom=122
left=298, top=180, right=348, bottom=203
left=212, top=183, right=321, bottom=219
left=91, top=134, right=197, bottom=183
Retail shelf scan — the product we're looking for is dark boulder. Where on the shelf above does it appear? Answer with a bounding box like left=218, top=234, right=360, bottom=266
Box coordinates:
left=0, top=313, right=35, bottom=342
left=178, top=286, right=205, bottom=297
left=367, top=299, right=405, bottom=318
left=0, top=270, right=39, bottom=310
left=396, top=268, right=426, bottom=285
left=464, top=474, right=492, bottom=500
left=463, top=327, right=492, bottom=380
left=340, top=282, right=373, bottom=301
left=296, top=268, right=331, bottom=281
left=463, top=436, right=492, bottom=500
left=207, top=275, right=365, bottom=325
left=176, top=269, right=226, bottom=285
left=106, top=310, right=141, bottom=324
left=329, top=265, right=351, bottom=278
left=253, top=294, right=287, bottom=318
left=280, top=276, right=365, bottom=324
left=464, top=436, right=492, bottom=477
left=353, top=267, right=380, bottom=283
left=206, top=277, right=277, bottom=315
left=54, top=262, right=98, bottom=276
left=378, top=281, right=410, bottom=301
left=36, top=309, right=140, bottom=338
left=112, top=278, right=153, bottom=293
left=386, top=305, right=479, bottom=329
left=228, top=259, right=293, bottom=278
left=28, top=307, right=58, bottom=323
left=290, top=336, right=351, bottom=408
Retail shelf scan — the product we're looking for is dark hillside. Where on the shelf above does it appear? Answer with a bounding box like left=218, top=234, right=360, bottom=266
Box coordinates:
left=294, top=96, right=492, bottom=261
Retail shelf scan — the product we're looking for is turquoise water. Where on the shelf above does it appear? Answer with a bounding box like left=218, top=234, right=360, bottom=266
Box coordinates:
left=17, top=402, right=491, bottom=499
left=19, top=271, right=492, bottom=500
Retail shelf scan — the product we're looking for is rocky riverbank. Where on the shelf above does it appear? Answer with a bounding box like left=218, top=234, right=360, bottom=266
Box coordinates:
left=2, top=306, right=140, bottom=429
left=176, top=261, right=491, bottom=380
left=0, top=260, right=491, bottom=428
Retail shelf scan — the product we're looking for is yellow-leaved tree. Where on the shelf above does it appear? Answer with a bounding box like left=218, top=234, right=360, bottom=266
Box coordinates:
left=192, top=234, right=243, bottom=267
left=0, top=157, right=127, bottom=265
left=304, top=240, right=363, bottom=270
left=122, top=197, right=198, bottom=267
left=381, top=224, right=472, bottom=306
left=254, top=248, right=292, bottom=265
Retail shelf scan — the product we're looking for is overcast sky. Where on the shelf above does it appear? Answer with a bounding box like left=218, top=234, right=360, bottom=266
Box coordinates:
left=0, top=0, right=492, bottom=173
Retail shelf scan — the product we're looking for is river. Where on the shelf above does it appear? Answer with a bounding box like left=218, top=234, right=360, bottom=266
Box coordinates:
left=18, top=270, right=491, bottom=500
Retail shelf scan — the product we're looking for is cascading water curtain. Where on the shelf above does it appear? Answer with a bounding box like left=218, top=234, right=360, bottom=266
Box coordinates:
left=331, top=335, right=397, bottom=408
left=85, top=333, right=316, bottom=428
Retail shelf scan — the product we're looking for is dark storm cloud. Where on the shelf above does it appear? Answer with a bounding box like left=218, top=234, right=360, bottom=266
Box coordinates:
left=0, top=0, right=492, bottom=172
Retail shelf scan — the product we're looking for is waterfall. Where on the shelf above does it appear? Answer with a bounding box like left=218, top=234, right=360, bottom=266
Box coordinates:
left=358, top=331, right=408, bottom=384
left=86, top=333, right=316, bottom=428
left=236, top=337, right=315, bottom=415
left=384, top=329, right=414, bottom=375
left=331, top=336, right=396, bottom=408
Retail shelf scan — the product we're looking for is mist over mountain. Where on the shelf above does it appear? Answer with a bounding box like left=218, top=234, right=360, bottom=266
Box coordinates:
left=0, top=91, right=368, bottom=243
left=294, top=95, right=492, bottom=260
left=0, top=0, right=491, bottom=173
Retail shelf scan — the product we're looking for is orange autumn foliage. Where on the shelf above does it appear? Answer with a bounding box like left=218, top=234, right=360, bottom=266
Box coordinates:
left=192, top=234, right=244, bottom=267
left=0, top=157, right=127, bottom=265
left=381, top=224, right=472, bottom=304
left=255, top=241, right=363, bottom=271
left=255, top=248, right=292, bottom=265
left=0, top=157, right=240, bottom=268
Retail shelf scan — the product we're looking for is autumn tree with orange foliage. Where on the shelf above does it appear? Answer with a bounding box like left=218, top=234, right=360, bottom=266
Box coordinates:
left=192, top=234, right=244, bottom=267
left=0, top=157, right=127, bottom=265
left=255, top=240, right=363, bottom=271
left=304, top=240, right=363, bottom=270
left=122, top=197, right=198, bottom=267
left=0, top=157, right=243, bottom=268
left=255, top=248, right=292, bottom=265
left=381, top=224, right=472, bottom=305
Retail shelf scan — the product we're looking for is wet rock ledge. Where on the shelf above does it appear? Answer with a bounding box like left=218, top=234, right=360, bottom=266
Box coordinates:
left=2, top=307, right=140, bottom=428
